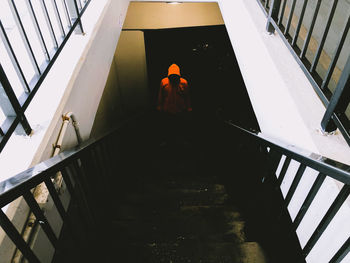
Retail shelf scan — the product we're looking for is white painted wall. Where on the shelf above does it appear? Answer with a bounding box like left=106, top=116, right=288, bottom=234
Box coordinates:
left=0, top=0, right=130, bottom=261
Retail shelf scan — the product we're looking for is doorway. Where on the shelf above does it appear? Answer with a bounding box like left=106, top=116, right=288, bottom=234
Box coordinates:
left=144, top=25, right=259, bottom=131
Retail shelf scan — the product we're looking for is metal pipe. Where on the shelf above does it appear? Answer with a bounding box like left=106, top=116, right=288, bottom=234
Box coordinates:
left=12, top=112, right=82, bottom=263
left=53, top=112, right=82, bottom=156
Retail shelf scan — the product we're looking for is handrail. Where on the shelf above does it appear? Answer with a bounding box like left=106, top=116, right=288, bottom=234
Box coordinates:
left=0, top=112, right=143, bottom=262
left=1, top=117, right=349, bottom=216
left=0, top=0, right=92, bottom=153
left=11, top=111, right=83, bottom=262
left=225, top=121, right=350, bottom=184
left=0, top=113, right=349, bottom=262
left=0, top=111, right=144, bottom=205
left=223, top=119, right=350, bottom=262
left=258, top=0, right=350, bottom=147
left=0, top=128, right=108, bottom=206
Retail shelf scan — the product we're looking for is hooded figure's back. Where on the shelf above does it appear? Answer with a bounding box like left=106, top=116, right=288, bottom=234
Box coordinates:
left=157, top=64, right=192, bottom=114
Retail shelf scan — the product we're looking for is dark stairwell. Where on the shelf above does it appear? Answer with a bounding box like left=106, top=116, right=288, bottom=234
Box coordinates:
left=51, top=26, right=305, bottom=263
left=51, top=111, right=306, bottom=263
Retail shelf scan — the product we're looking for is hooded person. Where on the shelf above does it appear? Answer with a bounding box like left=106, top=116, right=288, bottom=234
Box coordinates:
left=157, top=64, right=192, bottom=147
left=157, top=64, right=192, bottom=114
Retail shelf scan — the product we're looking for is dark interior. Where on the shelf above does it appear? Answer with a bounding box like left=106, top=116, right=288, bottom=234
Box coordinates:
left=144, top=25, right=260, bottom=131
left=53, top=26, right=305, bottom=263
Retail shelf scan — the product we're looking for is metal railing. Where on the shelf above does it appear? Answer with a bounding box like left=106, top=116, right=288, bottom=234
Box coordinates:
left=258, top=0, right=350, bottom=146
left=225, top=120, right=350, bottom=262
left=0, top=0, right=91, bottom=153
left=0, top=112, right=349, bottom=261
left=0, top=120, right=118, bottom=262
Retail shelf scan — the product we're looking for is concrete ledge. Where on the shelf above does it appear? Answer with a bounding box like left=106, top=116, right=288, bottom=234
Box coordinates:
left=218, top=0, right=350, bottom=166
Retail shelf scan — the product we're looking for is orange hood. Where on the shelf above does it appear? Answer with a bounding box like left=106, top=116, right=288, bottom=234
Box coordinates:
left=168, top=64, right=181, bottom=76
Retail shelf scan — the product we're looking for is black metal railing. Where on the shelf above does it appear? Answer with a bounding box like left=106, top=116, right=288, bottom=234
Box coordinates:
left=0, top=112, right=349, bottom=261
left=0, top=0, right=91, bottom=153
left=0, top=120, right=118, bottom=262
left=225, top=120, right=350, bottom=262
left=258, top=0, right=350, bottom=146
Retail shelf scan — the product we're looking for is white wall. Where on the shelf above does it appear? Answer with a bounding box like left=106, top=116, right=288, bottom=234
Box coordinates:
left=0, top=0, right=130, bottom=261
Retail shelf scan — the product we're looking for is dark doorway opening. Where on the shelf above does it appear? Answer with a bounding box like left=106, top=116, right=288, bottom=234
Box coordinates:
left=144, top=25, right=260, bottom=131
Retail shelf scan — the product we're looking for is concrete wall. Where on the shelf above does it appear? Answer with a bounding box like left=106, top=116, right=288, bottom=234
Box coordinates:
left=0, top=0, right=130, bottom=261
left=91, top=30, right=149, bottom=136
left=91, top=55, right=124, bottom=137
left=91, top=2, right=225, bottom=136
left=115, top=31, right=149, bottom=117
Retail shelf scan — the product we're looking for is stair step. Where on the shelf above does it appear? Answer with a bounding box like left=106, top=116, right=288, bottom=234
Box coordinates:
left=115, top=240, right=245, bottom=263
left=240, top=242, right=268, bottom=263
left=226, top=221, right=246, bottom=243
left=111, top=217, right=245, bottom=243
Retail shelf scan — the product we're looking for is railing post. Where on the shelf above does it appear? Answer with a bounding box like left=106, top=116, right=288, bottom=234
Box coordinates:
left=321, top=55, right=350, bottom=132
left=266, top=0, right=282, bottom=34
left=0, top=64, right=32, bottom=135
left=65, top=0, right=84, bottom=34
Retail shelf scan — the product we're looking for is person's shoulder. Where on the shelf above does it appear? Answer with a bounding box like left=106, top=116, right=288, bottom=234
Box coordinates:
left=180, top=78, right=188, bottom=85
left=161, top=77, right=169, bottom=85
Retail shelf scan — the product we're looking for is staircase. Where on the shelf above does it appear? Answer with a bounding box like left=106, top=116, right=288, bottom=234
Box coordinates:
left=8, top=113, right=339, bottom=263
left=109, top=140, right=267, bottom=262
left=51, top=114, right=269, bottom=263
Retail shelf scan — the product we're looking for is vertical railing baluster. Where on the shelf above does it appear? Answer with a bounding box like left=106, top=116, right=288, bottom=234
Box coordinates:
left=61, top=167, right=75, bottom=196
left=0, top=209, right=40, bottom=263
left=73, top=0, right=84, bottom=34
left=44, top=175, right=84, bottom=245
left=285, top=164, right=306, bottom=206
left=321, top=15, right=350, bottom=90
left=44, top=177, right=67, bottom=220
left=329, top=236, right=350, bottom=263
left=291, top=0, right=308, bottom=47
left=61, top=0, right=72, bottom=27
left=77, top=0, right=83, bottom=10
left=277, top=0, right=287, bottom=26
left=7, top=0, right=41, bottom=75
left=300, top=0, right=322, bottom=59
left=71, top=161, right=95, bottom=225
left=293, top=173, right=326, bottom=229
left=321, top=55, right=350, bottom=132
left=302, top=185, right=350, bottom=256
left=0, top=64, right=32, bottom=135
left=100, top=142, right=113, bottom=177
left=284, top=0, right=297, bottom=36
left=23, top=190, right=58, bottom=247
left=0, top=21, right=30, bottom=93
left=51, top=0, right=66, bottom=39
left=277, top=156, right=291, bottom=185
left=267, top=0, right=282, bottom=33
left=26, top=0, right=51, bottom=61
left=310, top=0, right=339, bottom=73
left=39, top=0, right=59, bottom=49
left=61, top=166, right=90, bottom=231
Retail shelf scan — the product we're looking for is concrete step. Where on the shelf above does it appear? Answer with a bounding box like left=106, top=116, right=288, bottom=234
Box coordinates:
left=241, top=242, right=268, bottom=263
